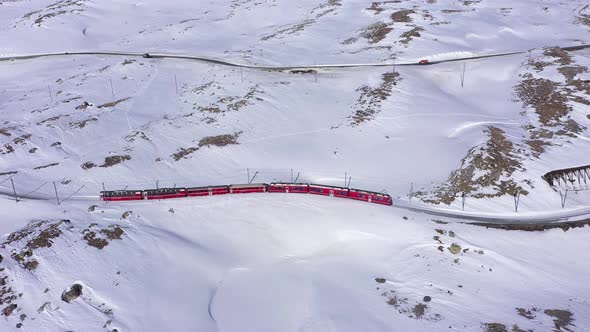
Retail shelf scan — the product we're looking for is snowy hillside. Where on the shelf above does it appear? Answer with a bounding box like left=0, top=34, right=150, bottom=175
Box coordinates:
left=1, top=0, right=590, bottom=331
left=1, top=196, right=590, bottom=332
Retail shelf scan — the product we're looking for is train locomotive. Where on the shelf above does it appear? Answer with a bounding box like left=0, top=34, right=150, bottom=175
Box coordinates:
left=100, top=182, right=393, bottom=206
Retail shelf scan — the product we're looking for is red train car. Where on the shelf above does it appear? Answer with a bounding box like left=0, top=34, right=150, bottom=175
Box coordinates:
left=349, top=188, right=393, bottom=206
left=308, top=184, right=349, bottom=198
left=268, top=183, right=309, bottom=193
left=187, top=185, right=230, bottom=197
left=100, top=190, right=143, bottom=201
left=230, top=183, right=267, bottom=194
left=144, top=187, right=186, bottom=200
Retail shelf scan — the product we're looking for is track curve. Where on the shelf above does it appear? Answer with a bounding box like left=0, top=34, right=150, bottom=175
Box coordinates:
left=1, top=44, right=590, bottom=224
left=1, top=184, right=589, bottom=225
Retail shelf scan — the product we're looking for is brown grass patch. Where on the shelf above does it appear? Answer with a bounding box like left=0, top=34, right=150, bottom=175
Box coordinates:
left=33, top=162, right=59, bottom=170
left=82, top=232, right=108, bottom=249
left=26, top=222, right=63, bottom=249
left=544, top=47, right=572, bottom=66
left=442, top=9, right=467, bottom=13
left=70, top=117, right=97, bottom=128
left=483, top=323, right=508, bottom=332
left=97, top=97, right=130, bottom=109
left=366, top=2, right=384, bottom=14
left=125, top=131, right=151, bottom=142
left=412, top=303, right=427, bottom=319
left=37, top=114, right=70, bottom=126
left=61, top=96, right=82, bottom=104
left=558, top=65, right=587, bottom=83
left=515, top=78, right=572, bottom=127
left=472, top=219, right=590, bottom=232
left=81, top=161, right=96, bottom=170
left=172, top=147, right=199, bottom=161
left=198, top=132, right=241, bottom=147
left=360, top=22, right=393, bottom=44
left=420, top=127, right=526, bottom=204
left=391, top=9, right=414, bottom=22
left=13, top=134, right=31, bottom=145
left=544, top=309, right=575, bottom=331
left=351, top=72, right=400, bottom=125
left=0, top=144, right=14, bottom=155
left=99, top=155, right=131, bottom=167
left=82, top=225, right=125, bottom=249
left=172, top=132, right=241, bottom=161
left=261, top=19, right=315, bottom=41
left=400, top=26, right=424, bottom=44
left=196, top=86, right=262, bottom=114
left=20, top=0, right=87, bottom=26
left=462, top=0, right=481, bottom=5
left=4, top=220, right=69, bottom=271
left=516, top=307, right=538, bottom=319
left=261, top=0, right=341, bottom=40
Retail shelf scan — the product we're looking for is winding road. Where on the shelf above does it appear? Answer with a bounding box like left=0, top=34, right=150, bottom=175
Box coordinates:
left=0, top=44, right=588, bottom=71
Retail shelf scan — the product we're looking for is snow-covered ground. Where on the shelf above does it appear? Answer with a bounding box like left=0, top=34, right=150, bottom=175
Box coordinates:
left=1, top=195, right=589, bottom=331
left=1, top=0, right=590, bottom=330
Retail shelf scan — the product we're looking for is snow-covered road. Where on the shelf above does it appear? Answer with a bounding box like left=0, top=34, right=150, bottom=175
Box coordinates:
left=1, top=44, right=588, bottom=70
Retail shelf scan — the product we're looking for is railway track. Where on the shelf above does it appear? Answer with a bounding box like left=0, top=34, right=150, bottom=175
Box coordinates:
left=2, top=44, right=590, bottom=224
left=2, top=182, right=590, bottom=225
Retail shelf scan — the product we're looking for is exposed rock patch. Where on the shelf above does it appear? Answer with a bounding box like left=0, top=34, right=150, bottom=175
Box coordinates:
left=61, top=284, right=83, bottom=303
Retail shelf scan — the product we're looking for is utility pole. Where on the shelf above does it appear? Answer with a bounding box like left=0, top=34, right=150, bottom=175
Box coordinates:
left=460, top=63, right=466, bottom=88
left=109, top=78, right=115, bottom=97
left=10, top=178, right=17, bottom=202
left=461, top=192, right=466, bottom=211
left=48, top=85, right=53, bottom=102
left=247, top=168, right=250, bottom=183
left=249, top=171, right=258, bottom=184
left=514, top=191, right=521, bottom=212
left=174, top=74, right=179, bottom=95
left=53, top=181, right=60, bottom=205
left=314, top=60, right=318, bottom=83
left=344, top=172, right=347, bottom=187
left=527, top=50, right=532, bottom=69
left=560, top=190, right=568, bottom=208
left=409, top=182, right=414, bottom=205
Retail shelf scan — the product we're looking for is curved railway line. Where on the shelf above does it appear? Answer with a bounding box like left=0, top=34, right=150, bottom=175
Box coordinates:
left=2, top=180, right=590, bottom=225
left=1, top=44, right=590, bottom=225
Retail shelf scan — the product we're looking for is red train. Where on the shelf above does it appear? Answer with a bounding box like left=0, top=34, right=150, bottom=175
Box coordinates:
left=100, top=182, right=392, bottom=206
